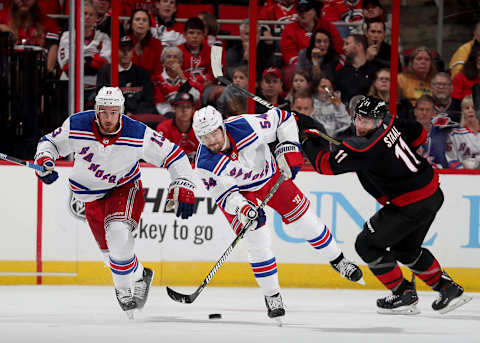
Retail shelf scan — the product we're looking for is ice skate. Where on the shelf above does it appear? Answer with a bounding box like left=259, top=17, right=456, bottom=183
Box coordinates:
left=432, top=272, right=472, bottom=314
left=265, top=293, right=285, bottom=325
left=330, top=254, right=364, bottom=285
left=133, top=267, right=154, bottom=310
left=115, top=288, right=136, bottom=320
left=377, top=286, right=420, bottom=315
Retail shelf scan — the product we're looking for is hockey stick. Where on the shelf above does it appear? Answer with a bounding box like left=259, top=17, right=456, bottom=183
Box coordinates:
left=0, top=152, right=46, bottom=172
left=166, top=173, right=286, bottom=304
left=210, top=45, right=340, bottom=146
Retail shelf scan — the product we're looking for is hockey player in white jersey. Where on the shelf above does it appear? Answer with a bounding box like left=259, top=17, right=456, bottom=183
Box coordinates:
left=34, top=87, right=197, bottom=319
left=192, top=105, right=363, bottom=321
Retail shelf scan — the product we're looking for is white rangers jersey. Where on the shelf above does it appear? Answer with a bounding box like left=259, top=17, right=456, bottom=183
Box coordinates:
left=58, top=30, right=112, bottom=88
left=445, top=127, right=480, bottom=168
left=35, top=111, right=195, bottom=202
left=195, top=109, right=300, bottom=215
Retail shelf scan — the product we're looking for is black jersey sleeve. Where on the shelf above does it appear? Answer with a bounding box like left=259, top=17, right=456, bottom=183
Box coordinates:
left=394, top=117, right=427, bottom=148
left=302, top=137, right=361, bottom=175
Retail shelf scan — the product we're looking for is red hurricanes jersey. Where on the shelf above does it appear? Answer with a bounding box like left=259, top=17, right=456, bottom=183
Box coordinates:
left=179, top=43, right=215, bottom=85
left=156, top=119, right=199, bottom=162
left=321, top=0, right=363, bottom=22
left=259, top=1, right=297, bottom=36
left=152, top=70, right=202, bottom=105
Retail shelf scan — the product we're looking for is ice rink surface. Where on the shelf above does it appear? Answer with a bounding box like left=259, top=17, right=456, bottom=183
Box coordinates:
left=0, top=285, right=477, bottom=343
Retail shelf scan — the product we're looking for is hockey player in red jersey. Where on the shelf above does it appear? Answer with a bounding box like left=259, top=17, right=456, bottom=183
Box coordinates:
left=192, top=105, right=363, bottom=322
left=300, top=96, right=472, bottom=315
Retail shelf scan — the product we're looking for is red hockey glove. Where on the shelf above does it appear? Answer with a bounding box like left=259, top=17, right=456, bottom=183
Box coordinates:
left=166, top=178, right=196, bottom=219
left=34, top=155, right=58, bottom=185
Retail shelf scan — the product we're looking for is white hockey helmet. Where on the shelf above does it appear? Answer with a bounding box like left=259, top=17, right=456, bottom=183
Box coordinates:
left=95, top=86, right=125, bottom=113
left=192, top=105, right=225, bottom=140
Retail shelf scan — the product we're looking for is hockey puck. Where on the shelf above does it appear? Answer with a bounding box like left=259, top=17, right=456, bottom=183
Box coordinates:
left=208, top=313, right=222, bottom=319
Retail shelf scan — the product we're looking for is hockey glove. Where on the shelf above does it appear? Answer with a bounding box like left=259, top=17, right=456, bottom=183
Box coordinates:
left=166, top=178, right=196, bottom=219
left=274, top=141, right=303, bottom=180
left=34, top=155, right=59, bottom=184
left=236, top=201, right=266, bottom=232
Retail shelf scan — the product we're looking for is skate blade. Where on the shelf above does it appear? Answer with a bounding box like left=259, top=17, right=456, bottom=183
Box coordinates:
left=438, top=294, right=473, bottom=314
left=377, top=304, right=421, bottom=315
left=273, top=317, right=284, bottom=327
left=125, top=309, right=135, bottom=320
left=135, top=270, right=155, bottom=311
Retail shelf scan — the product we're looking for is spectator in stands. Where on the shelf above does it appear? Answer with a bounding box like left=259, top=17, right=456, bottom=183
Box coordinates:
left=452, top=47, right=480, bottom=101
left=321, top=0, right=363, bottom=38
left=151, top=0, right=185, bottom=47
left=445, top=95, right=480, bottom=169
left=97, top=35, right=156, bottom=116
left=217, top=64, right=249, bottom=117
left=365, top=19, right=400, bottom=69
left=280, top=0, right=343, bottom=66
left=335, top=34, right=377, bottom=104
left=286, top=71, right=312, bottom=104
left=178, top=18, right=214, bottom=88
left=198, top=11, right=221, bottom=47
left=367, top=68, right=415, bottom=121
left=291, top=93, right=314, bottom=116
left=127, top=8, right=163, bottom=76
left=156, top=91, right=199, bottom=162
left=350, top=0, right=399, bottom=53
left=225, top=19, right=277, bottom=81
left=311, top=76, right=352, bottom=140
left=256, top=67, right=289, bottom=113
left=92, top=0, right=113, bottom=36
left=152, top=46, right=202, bottom=116
left=259, top=0, right=297, bottom=38
left=413, top=94, right=436, bottom=132
left=449, top=21, right=480, bottom=78
left=296, top=28, right=341, bottom=82
left=0, top=0, right=60, bottom=72
left=398, top=46, right=436, bottom=106
left=431, top=72, right=461, bottom=123
left=58, top=0, right=111, bottom=109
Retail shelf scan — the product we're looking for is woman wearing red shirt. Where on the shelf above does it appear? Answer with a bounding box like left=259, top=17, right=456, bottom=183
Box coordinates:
left=127, top=8, right=163, bottom=76
left=452, top=48, right=480, bottom=101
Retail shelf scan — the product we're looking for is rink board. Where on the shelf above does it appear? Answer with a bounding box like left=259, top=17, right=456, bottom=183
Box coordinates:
left=0, top=163, right=479, bottom=290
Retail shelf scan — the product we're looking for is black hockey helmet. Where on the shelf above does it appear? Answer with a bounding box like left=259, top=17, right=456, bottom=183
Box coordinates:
left=354, top=96, right=388, bottom=121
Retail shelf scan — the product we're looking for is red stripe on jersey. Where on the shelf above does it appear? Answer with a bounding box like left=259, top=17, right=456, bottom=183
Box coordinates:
left=390, top=172, right=439, bottom=207
left=317, top=151, right=333, bottom=175
left=344, top=116, right=395, bottom=152
left=411, top=127, right=427, bottom=147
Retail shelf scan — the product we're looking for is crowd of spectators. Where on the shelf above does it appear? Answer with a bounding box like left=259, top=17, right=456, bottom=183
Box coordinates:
left=0, top=0, right=480, bottom=169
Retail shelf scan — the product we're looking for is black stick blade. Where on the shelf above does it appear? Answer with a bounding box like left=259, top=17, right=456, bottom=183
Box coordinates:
left=166, top=286, right=196, bottom=304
